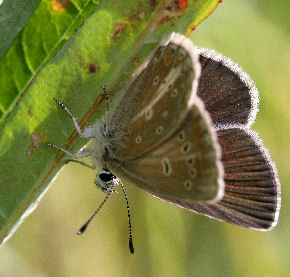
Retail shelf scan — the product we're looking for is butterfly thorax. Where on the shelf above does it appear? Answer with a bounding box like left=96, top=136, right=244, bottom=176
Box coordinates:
left=88, top=121, right=109, bottom=168
left=90, top=119, right=124, bottom=169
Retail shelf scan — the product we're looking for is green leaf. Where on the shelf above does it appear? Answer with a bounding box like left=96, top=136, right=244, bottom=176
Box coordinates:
left=0, top=0, right=40, bottom=59
left=0, top=0, right=220, bottom=245
left=0, top=0, right=99, bottom=125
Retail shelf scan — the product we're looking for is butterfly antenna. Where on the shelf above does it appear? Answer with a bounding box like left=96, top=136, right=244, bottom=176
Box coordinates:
left=77, top=192, right=111, bottom=235
left=119, top=181, right=134, bottom=254
left=102, top=85, right=109, bottom=112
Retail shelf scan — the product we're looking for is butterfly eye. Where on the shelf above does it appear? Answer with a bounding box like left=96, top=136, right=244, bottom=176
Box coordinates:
left=95, top=169, right=117, bottom=192
left=99, top=172, right=113, bottom=182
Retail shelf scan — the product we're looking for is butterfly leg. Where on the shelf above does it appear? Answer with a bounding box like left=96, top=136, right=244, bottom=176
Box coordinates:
left=102, top=85, right=109, bottom=113
left=44, top=143, right=95, bottom=169
left=53, top=98, right=95, bottom=139
left=101, top=85, right=110, bottom=134
left=44, top=143, right=93, bottom=158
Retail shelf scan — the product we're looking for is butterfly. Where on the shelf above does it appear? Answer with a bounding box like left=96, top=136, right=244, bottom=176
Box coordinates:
left=45, top=33, right=281, bottom=253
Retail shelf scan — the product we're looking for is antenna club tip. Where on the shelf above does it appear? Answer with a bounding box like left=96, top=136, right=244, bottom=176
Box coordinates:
left=77, top=224, right=88, bottom=235
left=129, top=241, right=134, bottom=254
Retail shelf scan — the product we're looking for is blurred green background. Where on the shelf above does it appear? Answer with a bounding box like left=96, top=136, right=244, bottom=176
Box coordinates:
left=1, top=0, right=289, bottom=276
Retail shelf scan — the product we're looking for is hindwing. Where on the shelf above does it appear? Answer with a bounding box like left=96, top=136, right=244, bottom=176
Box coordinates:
left=107, top=99, right=224, bottom=202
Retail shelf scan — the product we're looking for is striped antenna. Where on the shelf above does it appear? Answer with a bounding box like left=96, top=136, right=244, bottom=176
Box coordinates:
left=77, top=192, right=111, bottom=235
left=120, top=181, right=134, bottom=254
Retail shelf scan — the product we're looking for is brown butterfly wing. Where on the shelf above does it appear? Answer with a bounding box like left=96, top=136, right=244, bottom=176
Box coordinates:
left=107, top=99, right=224, bottom=202
left=197, top=48, right=259, bottom=127
left=153, top=127, right=281, bottom=230
left=106, top=33, right=200, bottom=160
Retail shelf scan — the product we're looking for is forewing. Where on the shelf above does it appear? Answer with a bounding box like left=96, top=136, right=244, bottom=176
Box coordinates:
left=153, top=127, right=281, bottom=230
left=107, top=99, right=224, bottom=202
left=106, top=33, right=200, bottom=160
left=197, top=48, right=259, bottom=128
